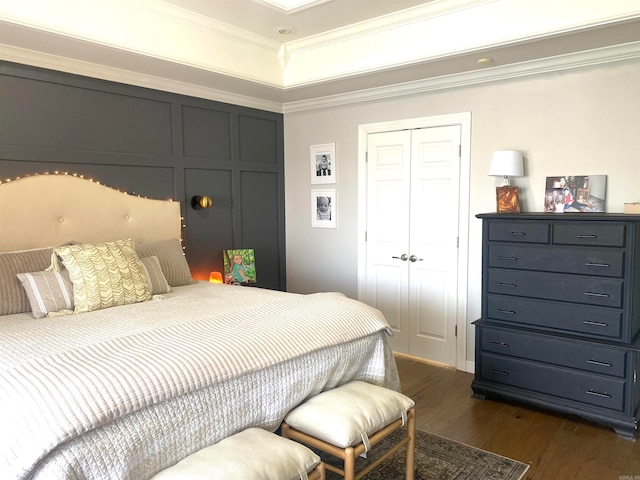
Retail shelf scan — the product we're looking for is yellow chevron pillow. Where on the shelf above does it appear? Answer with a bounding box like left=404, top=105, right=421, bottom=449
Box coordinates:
left=54, top=239, right=151, bottom=313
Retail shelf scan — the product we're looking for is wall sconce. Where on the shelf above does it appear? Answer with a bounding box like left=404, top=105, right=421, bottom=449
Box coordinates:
left=191, top=195, right=212, bottom=210
left=209, top=271, right=223, bottom=283
left=489, top=150, right=524, bottom=213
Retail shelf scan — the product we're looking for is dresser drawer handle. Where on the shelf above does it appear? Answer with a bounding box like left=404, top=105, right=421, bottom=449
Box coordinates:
left=496, top=309, right=516, bottom=315
left=490, top=369, right=509, bottom=376
left=583, top=292, right=609, bottom=298
left=508, top=232, right=526, bottom=236
left=587, top=359, right=612, bottom=367
left=489, top=341, right=510, bottom=348
left=495, top=282, right=517, bottom=288
left=497, top=256, right=517, bottom=261
left=582, top=320, right=608, bottom=327
left=586, top=389, right=611, bottom=399
left=584, top=262, right=611, bottom=268
left=577, top=234, right=598, bottom=239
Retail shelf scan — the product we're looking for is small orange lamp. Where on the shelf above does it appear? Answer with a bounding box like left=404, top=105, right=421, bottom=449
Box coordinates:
left=209, top=271, right=223, bottom=283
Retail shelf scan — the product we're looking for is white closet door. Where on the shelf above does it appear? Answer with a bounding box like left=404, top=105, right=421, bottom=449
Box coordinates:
left=408, top=126, right=461, bottom=364
left=365, top=130, right=412, bottom=353
left=365, top=126, right=461, bottom=365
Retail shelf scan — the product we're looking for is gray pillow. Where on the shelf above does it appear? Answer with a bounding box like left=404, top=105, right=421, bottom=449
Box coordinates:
left=135, top=239, right=195, bottom=287
left=140, top=256, right=171, bottom=294
left=16, top=270, right=74, bottom=319
left=0, top=247, right=54, bottom=315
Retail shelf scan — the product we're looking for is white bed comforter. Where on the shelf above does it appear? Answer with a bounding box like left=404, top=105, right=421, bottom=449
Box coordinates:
left=0, top=282, right=399, bottom=480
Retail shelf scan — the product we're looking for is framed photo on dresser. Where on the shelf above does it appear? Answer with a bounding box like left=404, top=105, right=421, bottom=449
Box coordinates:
left=544, top=175, right=606, bottom=213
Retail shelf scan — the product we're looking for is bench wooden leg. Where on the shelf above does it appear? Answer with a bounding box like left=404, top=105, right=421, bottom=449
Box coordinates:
left=308, top=462, right=326, bottom=480
left=406, top=407, right=415, bottom=480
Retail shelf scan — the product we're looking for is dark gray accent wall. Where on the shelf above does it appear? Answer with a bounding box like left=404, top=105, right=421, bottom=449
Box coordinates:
left=0, top=61, right=285, bottom=290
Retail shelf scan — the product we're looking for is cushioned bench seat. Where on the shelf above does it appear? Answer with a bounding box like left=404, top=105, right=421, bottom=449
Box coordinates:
left=282, top=381, right=415, bottom=480
left=151, top=427, right=325, bottom=480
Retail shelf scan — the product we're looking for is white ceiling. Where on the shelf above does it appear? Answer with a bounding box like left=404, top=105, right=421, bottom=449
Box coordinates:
left=1, top=0, right=640, bottom=112
left=161, top=0, right=435, bottom=41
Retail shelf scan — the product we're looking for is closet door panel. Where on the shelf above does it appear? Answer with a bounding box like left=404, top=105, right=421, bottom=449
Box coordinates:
left=365, top=130, right=411, bottom=350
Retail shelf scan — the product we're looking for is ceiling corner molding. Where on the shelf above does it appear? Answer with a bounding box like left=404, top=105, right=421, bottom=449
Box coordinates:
left=282, top=42, right=640, bottom=114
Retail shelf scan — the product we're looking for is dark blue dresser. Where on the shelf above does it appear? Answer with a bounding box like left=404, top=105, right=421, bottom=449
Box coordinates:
left=473, top=213, right=640, bottom=439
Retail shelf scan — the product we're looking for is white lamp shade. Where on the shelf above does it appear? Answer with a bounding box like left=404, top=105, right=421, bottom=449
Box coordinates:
left=489, top=150, right=524, bottom=177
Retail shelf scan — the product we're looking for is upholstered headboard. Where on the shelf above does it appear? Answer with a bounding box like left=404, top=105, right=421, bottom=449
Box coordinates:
left=0, top=175, right=181, bottom=252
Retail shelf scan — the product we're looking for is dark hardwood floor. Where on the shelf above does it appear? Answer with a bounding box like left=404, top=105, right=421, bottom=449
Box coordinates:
left=395, top=354, right=640, bottom=480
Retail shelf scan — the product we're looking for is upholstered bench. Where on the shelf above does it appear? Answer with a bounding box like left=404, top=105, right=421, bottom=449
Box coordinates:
left=281, top=381, right=415, bottom=480
left=151, top=427, right=325, bottom=480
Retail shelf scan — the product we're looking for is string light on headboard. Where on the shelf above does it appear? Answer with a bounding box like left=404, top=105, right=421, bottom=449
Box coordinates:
left=0, top=171, right=176, bottom=202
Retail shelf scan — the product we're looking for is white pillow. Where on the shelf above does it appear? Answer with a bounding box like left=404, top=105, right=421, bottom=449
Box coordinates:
left=151, top=428, right=321, bottom=480
left=284, top=381, right=415, bottom=449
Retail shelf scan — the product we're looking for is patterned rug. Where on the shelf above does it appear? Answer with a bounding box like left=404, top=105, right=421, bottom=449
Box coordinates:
left=320, top=429, right=529, bottom=480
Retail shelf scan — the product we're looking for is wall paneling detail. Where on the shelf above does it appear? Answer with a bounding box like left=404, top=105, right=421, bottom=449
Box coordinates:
left=0, top=61, right=285, bottom=290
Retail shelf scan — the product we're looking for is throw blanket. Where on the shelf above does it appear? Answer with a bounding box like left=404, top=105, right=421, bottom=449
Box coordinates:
left=0, top=288, right=391, bottom=479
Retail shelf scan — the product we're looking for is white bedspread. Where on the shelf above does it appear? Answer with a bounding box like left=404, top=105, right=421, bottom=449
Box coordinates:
left=0, top=282, right=399, bottom=480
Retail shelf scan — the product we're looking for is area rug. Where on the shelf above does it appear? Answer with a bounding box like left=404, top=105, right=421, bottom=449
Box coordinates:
left=319, top=429, right=529, bottom=480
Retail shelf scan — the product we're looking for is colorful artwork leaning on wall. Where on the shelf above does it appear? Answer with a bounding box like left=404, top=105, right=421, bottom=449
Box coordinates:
left=544, top=175, right=607, bottom=213
left=223, top=249, right=257, bottom=285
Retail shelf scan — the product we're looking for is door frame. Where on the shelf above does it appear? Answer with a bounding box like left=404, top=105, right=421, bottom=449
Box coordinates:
left=357, top=112, right=472, bottom=372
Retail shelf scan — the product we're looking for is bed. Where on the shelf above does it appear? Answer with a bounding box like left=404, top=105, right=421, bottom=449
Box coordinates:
left=0, top=174, right=399, bottom=480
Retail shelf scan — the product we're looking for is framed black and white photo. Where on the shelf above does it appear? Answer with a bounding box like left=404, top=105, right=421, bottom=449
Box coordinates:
left=311, top=189, right=336, bottom=228
left=310, top=143, right=336, bottom=184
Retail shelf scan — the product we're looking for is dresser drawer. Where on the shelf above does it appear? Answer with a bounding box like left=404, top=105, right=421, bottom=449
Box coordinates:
left=488, top=269, right=623, bottom=308
left=487, top=294, right=623, bottom=339
left=488, top=244, right=624, bottom=277
left=481, top=326, right=626, bottom=377
left=553, top=222, right=626, bottom=247
left=480, top=352, right=626, bottom=411
left=488, top=221, right=549, bottom=244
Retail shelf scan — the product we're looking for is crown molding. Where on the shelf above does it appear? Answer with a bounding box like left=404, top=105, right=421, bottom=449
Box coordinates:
left=285, top=0, right=493, bottom=52
left=125, top=0, right=282, bottom=50
left=0, top=43, right=285, bottom=113
left=2, top=41, right=638, bottom=115
left=0, top=0, right=285, bottom=87
left=282, top=42, right=640, bottom=113
left=282, top=1, right=640, bottom=87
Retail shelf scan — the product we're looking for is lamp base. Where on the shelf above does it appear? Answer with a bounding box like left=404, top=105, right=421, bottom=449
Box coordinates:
left=496, top=186, right=521, bottom=213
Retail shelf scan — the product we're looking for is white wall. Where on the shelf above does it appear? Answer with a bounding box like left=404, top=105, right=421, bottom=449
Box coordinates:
left=284, top=60, right=640, bottom=365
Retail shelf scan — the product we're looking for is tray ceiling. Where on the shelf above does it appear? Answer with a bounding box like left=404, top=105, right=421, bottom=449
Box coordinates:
left=1, top=0, right=639, bottom=111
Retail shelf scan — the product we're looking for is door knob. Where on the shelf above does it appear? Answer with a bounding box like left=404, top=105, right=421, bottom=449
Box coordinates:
left=392, top=254, right=409, bottom=261
left=409, top=255, right=423, bottom=262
